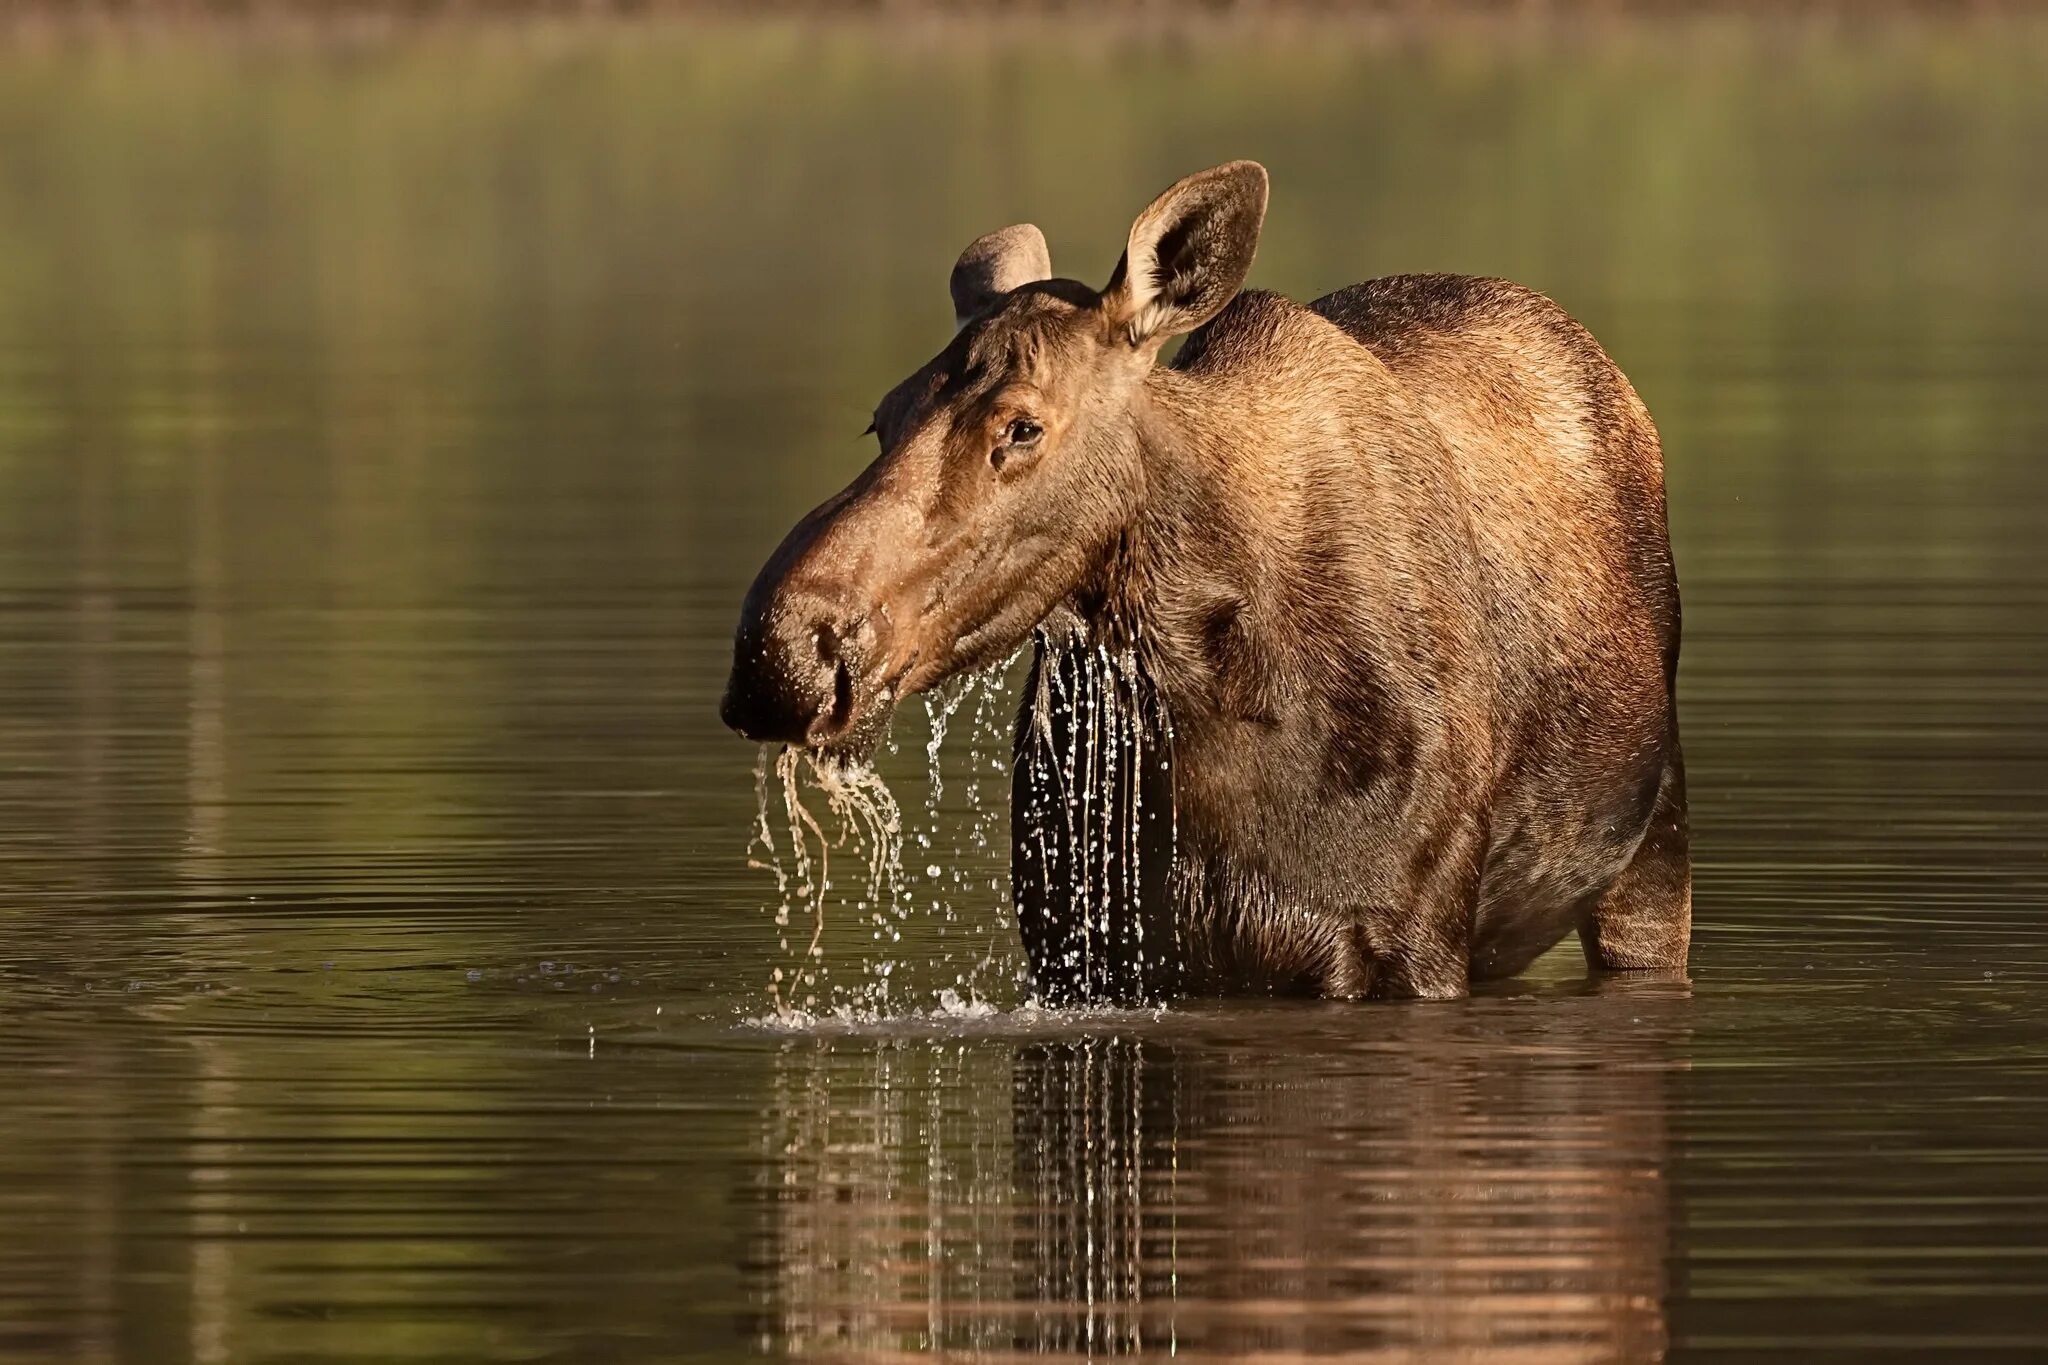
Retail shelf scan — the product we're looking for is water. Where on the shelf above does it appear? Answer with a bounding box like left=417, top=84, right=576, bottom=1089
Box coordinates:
left=4, top=14, right=2048, bottom=1361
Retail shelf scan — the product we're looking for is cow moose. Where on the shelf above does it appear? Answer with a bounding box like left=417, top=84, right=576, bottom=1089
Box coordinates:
left=722, top=161, right=1687, bottom=1004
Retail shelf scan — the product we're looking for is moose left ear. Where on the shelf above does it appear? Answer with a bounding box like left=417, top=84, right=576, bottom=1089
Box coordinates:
left=1105, top=161, right=1269, bottom=347
left=950, top=224, right=1052, bottom=329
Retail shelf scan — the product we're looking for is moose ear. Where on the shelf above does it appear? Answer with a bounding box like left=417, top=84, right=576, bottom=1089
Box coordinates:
left=949, top=224, right=1052, bottom=328
left=1104, top=161, right=1268, bottom=347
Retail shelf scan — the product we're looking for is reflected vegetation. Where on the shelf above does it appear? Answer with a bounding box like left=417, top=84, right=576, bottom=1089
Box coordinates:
left=2, top=13, right=2048, bottom=1364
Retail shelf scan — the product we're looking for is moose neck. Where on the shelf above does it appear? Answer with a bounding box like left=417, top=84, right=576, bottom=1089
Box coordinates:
left=1085, top=365, right=1289, bottom=726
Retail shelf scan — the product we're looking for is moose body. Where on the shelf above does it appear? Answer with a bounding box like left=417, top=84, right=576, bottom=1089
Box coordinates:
left=723, top=163, right=1688, bottom=1002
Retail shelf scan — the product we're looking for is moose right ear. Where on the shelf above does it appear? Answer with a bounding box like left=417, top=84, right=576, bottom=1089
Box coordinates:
left=949, top=224, right=1052, bottom=329
left=1104, top=161, right=1268, bottom=348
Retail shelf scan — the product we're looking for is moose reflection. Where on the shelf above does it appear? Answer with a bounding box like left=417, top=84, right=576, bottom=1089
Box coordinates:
left=748, top=976, right=1686, bottom=1360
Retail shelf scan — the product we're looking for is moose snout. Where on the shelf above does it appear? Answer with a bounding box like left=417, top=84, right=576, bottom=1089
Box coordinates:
left=720, top=584, right=881, bottom=750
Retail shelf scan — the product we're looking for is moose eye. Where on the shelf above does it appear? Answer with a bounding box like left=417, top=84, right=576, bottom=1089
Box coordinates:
left=991, top=416, right=1045, bottom=471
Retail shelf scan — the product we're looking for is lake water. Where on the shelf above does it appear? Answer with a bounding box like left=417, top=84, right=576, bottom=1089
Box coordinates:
left=4, top=16, right=2048, bottom=1362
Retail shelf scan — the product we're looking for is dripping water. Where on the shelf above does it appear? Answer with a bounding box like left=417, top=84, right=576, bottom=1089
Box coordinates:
left=746, top=650, right=1037, bottom=1023
left=747, top=746, right=905, bottom=1020
left=745, top=619, right=1175, bottom=1023
left=1015, top=623, right=1178, bottom=1006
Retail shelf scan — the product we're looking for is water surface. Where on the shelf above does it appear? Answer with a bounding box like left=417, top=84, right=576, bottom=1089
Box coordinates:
left=3, top=17, right=2048, bottom=1361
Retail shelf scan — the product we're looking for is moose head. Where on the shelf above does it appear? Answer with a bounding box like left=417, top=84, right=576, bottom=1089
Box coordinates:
left=721, top=162, right=1268, bottom=756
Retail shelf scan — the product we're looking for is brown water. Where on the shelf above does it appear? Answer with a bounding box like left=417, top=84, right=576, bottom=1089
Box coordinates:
left=4, top=17, right=2048, bottom=1362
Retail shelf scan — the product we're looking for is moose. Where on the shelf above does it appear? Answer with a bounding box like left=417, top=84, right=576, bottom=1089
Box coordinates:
left=722, top=162, right=1687, bottom=1003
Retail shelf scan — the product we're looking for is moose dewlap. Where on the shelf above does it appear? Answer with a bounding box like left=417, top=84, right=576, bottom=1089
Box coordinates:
left=723, top=160, right=1687, bottom=1004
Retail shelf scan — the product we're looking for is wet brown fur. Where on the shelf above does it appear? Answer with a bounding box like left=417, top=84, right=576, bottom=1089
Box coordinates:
left=723, top=163, right=1688, bottom=1001
left=1143, top=277, right=1687, bottom=997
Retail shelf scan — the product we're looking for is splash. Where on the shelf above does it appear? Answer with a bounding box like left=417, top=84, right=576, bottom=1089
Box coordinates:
left=739, top=991, right=1168, bottom=1035
left=748, top=654, right=1025, bottom=1021
left=746, top=625, right=1174, bottom=1021
left=743, top=987, right=1001, bottom=1033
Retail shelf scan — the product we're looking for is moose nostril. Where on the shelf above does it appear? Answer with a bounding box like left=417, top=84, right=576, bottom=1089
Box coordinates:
left=812, top=623, right=839, bottom=664
left=827, top=657, right=855, bottom=734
